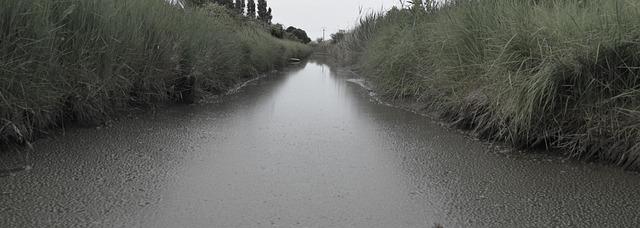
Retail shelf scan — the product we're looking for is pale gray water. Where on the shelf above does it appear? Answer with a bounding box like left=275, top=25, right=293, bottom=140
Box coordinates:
left=1, top=59, right=640, bottom=227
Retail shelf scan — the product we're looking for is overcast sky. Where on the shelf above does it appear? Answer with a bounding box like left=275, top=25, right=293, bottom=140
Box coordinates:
left=267, top=0, right=402, bottom=40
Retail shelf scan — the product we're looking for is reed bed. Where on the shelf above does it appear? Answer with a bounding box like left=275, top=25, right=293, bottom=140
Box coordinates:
left=332, top=0, right=640, bottom=168
left=0, top=0, right=310, bottom=146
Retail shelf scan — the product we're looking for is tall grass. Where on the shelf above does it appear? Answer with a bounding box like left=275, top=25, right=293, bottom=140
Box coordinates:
left=0, top=0, right=310, bottom=146
left=333, top=0, right=640, bottom=168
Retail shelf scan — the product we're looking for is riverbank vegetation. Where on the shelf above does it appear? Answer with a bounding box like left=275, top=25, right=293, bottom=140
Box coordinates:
left=0, top=0, right=311, bottom=146
left=332, top=0, right=640, bottom=168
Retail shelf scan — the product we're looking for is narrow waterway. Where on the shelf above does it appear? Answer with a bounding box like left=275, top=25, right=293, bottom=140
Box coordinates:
left=2, top=59, right=640, bottom=227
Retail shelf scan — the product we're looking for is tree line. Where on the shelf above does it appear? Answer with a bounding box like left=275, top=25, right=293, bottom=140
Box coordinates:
left=185, top=0, right=310, bottom=43
left=187, top=0, right=271, bottom=24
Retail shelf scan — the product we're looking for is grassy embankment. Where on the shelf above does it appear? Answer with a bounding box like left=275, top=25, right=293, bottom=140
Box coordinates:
left=0, top=0, right=310, bottom=146
left=332, top=0, right=640, bottom=168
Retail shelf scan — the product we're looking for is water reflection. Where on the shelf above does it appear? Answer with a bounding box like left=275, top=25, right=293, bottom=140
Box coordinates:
left=150, top=60, right=445, bottom=227
left=153, top=59, right=640, bottom=227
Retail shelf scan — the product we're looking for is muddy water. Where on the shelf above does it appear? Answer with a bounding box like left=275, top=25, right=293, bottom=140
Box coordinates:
left=2, top=60, right=640, bottom=227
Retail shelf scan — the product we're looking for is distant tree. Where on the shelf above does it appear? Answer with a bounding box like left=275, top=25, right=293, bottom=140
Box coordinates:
left=266, top=7, right=273, bottom=24
left=285, top=26, right=311, bottom=44
left=270, top=24, right=284, bottom=38
left=257, top=0, right=268, bottom=22
left=234, top=0, right=245, bottom=14
left=285, top=26, right=296, bottom=33
left=247, top=0, right=256, bottom=18
left=296, top=30, right=311, bottom=44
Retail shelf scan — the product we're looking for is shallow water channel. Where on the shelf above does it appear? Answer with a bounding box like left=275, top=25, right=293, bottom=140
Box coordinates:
left=2, top=59, right=640, bottom=227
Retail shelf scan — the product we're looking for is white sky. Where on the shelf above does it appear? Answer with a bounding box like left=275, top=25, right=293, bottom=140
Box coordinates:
left=266, top=0, right=402, bottom=40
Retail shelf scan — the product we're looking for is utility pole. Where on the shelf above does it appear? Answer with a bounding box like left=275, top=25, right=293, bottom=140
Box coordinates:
left=322, top=27, right=326, bottom=42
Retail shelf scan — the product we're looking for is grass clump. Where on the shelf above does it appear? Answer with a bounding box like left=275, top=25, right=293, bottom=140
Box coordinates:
left=0, top=0, right=310, bottom=146
left=332, top=0, right=640, bottom=168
